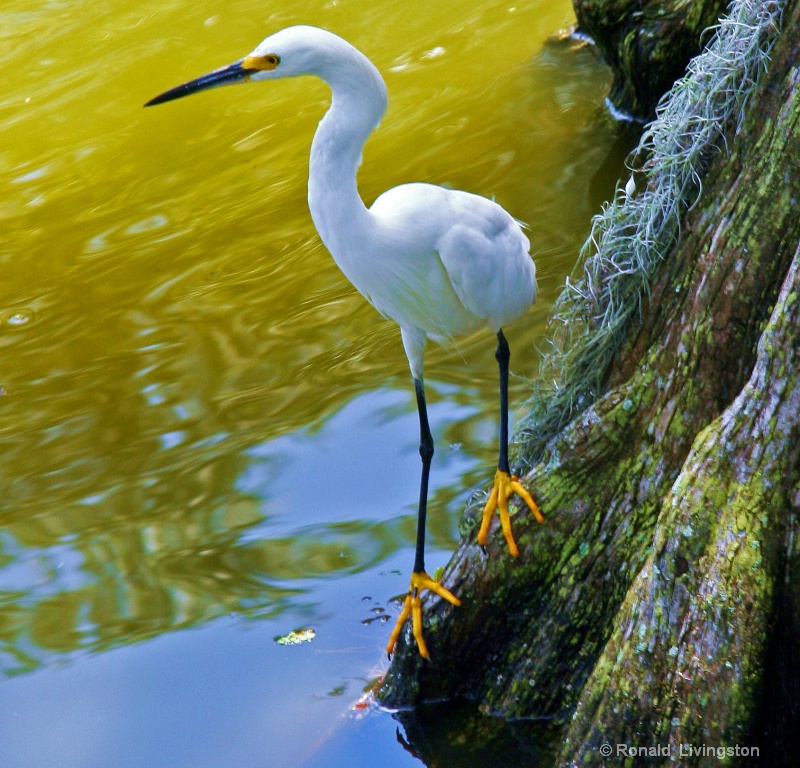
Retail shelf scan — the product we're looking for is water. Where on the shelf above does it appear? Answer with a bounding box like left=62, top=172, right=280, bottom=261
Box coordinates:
left=0, top=1, right=631, bottom=766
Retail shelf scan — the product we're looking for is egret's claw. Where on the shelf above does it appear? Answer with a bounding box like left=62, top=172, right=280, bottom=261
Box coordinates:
left=477, top=469, right=543, bottom=557
left=386, top=570, right=461, bottom=659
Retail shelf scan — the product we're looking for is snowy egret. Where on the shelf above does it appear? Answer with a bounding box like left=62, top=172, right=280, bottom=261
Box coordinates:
left=146, top=25, right=543, bottom=659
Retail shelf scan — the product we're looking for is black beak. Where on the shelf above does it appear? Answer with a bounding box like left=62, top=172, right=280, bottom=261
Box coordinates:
left=145, top=59, right=255, bottom=107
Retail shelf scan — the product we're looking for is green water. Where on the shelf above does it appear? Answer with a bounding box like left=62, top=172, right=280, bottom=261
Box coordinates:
left=0, top=1, right=628, bottom=765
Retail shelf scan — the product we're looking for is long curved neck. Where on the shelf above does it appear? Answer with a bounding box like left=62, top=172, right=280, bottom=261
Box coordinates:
left=307, top=50, right=387, bottom=258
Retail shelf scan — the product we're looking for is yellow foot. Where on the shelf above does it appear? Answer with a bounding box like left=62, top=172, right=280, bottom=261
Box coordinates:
left=386, top=570, right=461, bottom=659
left=477, top=469, right=543, bottom=557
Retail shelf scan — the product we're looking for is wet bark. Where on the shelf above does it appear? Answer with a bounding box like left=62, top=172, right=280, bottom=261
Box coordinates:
left=380, top=1, right=800, bottom=764
left=573, top=0, right=728, bottom=119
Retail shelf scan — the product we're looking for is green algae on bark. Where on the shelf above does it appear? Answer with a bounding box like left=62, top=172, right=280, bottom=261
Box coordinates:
left=561, top=242, right=800, bottom=765
left=523, top=0, right=784, bottom=461
left=381, top=0, right=800, bottom=764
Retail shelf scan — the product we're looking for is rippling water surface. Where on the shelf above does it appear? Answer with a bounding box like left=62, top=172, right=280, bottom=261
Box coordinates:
left=0, top=1, right=629, bottom=765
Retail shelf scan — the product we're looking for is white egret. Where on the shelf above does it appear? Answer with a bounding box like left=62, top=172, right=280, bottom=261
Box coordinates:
left=146, top=25, right=543, bottom=659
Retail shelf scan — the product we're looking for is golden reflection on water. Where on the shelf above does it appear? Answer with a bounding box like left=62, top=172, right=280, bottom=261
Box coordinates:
left=0, top=0, right=624, bottom=673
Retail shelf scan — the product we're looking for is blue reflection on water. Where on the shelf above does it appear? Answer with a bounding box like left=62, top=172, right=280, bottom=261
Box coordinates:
left=0, top=387, right=483, bottom=768
left=237, top=385, right=479, bottom=543
left=0, top=553, right=431, bottom=768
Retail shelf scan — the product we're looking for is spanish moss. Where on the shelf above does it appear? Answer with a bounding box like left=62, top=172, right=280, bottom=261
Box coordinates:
left=520, top=0, right=784, bottom=462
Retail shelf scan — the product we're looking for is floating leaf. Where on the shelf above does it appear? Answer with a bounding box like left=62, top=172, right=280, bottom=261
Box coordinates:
left=274, top=628, right=316, bottom=646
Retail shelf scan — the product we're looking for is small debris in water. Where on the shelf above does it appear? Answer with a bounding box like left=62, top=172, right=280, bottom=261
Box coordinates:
left=275, top=628, right=316, bottom=646
left=4, top=311, right=32, bottom=327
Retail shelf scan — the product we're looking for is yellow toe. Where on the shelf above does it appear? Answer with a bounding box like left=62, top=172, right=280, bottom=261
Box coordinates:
left=477, top=469, right=543, bottom=556
left=386, top=570, right=460, bottom=659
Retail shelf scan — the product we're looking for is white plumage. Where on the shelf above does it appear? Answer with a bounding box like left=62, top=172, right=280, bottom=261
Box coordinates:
left=146, top=25, right=541, bottom=660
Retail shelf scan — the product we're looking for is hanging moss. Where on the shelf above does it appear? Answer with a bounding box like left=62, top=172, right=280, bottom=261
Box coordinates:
left=573, top=0, right=729, bottom=119
left=382, top=1, right=800, bottom=764
left=521, top=0, right=783, bottom=466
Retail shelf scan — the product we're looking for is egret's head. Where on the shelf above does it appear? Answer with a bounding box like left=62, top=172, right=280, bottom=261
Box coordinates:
left=145, top=25, right=366, bottom=107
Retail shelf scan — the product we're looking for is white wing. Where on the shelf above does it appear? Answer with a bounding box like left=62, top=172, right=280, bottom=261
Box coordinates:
left=433, top=188, right=536, bottom=331
left=368, top=183, right=536, bottom=336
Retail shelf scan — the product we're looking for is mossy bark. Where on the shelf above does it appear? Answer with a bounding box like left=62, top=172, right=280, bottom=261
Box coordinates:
left=380, top=1, right=800, bottom=764
left=573, top=0, right=728, bottom=119
left=561, top=245, right=800, bottom=765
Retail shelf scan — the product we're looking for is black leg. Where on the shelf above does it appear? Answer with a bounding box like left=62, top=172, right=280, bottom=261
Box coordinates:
left=475, top=328, right=543, bottom=558
left=385, top=375, right=461, bottom=658
left=412, top=376, right=433, bottom=575
left=495, top=329, right=511, bottom=474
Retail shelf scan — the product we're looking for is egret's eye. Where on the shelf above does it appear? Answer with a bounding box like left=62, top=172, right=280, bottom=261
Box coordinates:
left=242, top=53, right=280, bottom=71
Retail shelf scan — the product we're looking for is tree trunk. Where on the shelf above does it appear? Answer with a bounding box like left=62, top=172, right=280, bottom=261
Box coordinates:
left=379, top=0, right=800, bottom=764
left=573, top=0, right=728, bottom=119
